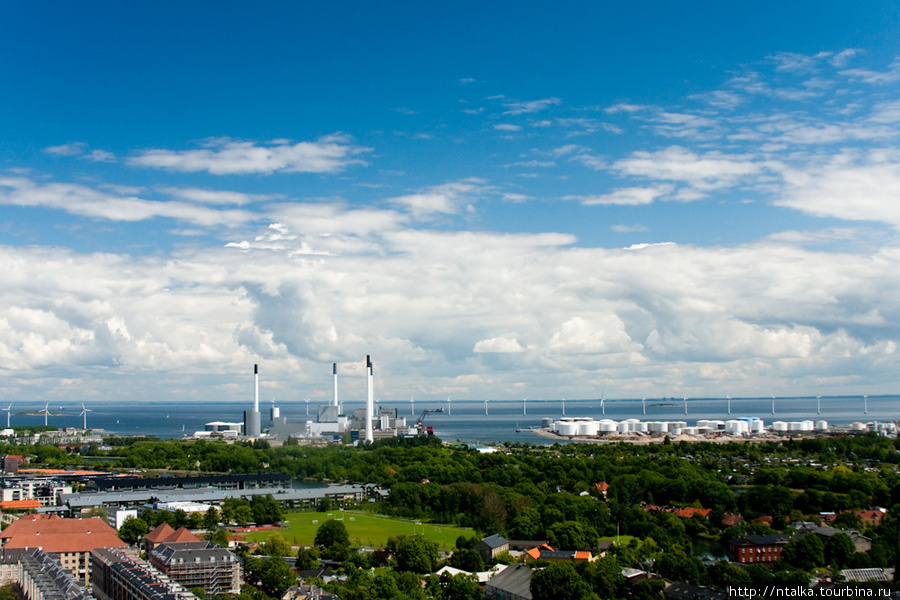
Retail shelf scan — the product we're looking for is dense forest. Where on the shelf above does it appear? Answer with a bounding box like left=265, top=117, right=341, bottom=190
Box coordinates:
left=8, top=432, right=900, bottom=599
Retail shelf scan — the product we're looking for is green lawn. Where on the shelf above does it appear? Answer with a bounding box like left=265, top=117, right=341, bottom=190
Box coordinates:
left=240, top=510, right=474, bottom=550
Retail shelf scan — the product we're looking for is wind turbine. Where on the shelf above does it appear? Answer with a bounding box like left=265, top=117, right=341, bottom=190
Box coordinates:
left=684, top=396, right=688, bottom=415
left=727, top=395, right=731, bottom=415
left=561, top=397, right=566, bottom=416
left=484, top=399, right=489, bottom=416
left=771, top=395, right=776, bottom=415
left=522, top=397, right=527, bottom=416
left=864, top=394, right=868, bottom=415
left=642, top=397, right=646, bottom=415
left=2, top=404, right=10, bottom=428
left=304, top=398, right=310, bottom=416
left=600, top=392, right=605, bottom=416
left=446, top=397, right=451, bottom=416
left=39, top=403, right=50, bottom=427
left=410, top=394, right=415, bottom=416
left=817, top=395, right=821, bottom=415
left=80, top=403, right=92, bottom=430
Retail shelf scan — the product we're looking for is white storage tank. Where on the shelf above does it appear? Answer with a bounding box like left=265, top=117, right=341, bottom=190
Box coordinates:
left=750, top=420, right=765, bottom=433
left=851, top=422, right=866, bottom=431
left=696, top=420, right=711, bottom=428
left=669, top=426, right=683, bottom=436
left=617, top=421, right=630, bottom=434
left=557, top=421, right=578, bottom=436
left=579, top=420, right=601, bottom=436
left=624, top=419, right=641, bottom=431
left=682, top=427, right=698, bottom=436
left=650, top=421, right=669, bottom=433
left=815, top=420, right=828, bottom=431
left=599, top=420, right=618, bottom=434
left=772, top=421, right=789, bottom=433
left=635, top=421, right=649, bottom=433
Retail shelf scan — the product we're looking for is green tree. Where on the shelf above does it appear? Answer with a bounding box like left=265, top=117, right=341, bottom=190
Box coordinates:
left=824, top=532, right=857, bottom=568
left=782, top=534, right=825, bottom=571
left=314, top=519, right=350, bottom=550
left=295, top=546, right=320, bottom=571
left=118, top=516, right=149, bottom=545
left=531, top=562, right=589, bottom=600
left=393, top=535, right=439, bottom=574
left=204, top=528, right=229, bottom=547
left=450, top=548, right=484, bottom=572
left=262, top=533, right=292, bottom=557
left=440, top=572, right=482, bottom=600
left=244, top=556, right=297, bottom=598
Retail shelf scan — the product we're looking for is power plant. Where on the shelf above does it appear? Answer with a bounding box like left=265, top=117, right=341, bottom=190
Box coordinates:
left=202, top=357, right=437, bottom=443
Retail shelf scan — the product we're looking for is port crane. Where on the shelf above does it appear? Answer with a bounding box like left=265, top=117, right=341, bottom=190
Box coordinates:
left=416, top=407, right=444, bottom=435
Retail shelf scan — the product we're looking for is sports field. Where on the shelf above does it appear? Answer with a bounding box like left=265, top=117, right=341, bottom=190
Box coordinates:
left=239, top=510, right=474, bottom=550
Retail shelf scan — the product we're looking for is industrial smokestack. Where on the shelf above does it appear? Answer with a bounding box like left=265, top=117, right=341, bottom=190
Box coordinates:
left=333, top=363, right=339, bottom=408
left=365, top=356, right=374, bottom=443
left=254, top=364, right=259, bottom=412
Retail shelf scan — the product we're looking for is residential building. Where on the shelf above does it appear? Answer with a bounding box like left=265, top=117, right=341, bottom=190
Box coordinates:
left=477, top=534, right=509, bottom=562
left=141, top=524, right=200, bottom=552
left=727, top=534, right=795, bottom=564
left=148, top=542, right=241, bottom=596
left=18, top=548, right=95, bottom=600
left=91, top=547, right=197, bottom=600
left=0, top=515, right=126, bottom=585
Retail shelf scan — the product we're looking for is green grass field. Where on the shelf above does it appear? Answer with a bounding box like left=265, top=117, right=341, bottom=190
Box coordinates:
left=240, top=510, right=474, bottom=550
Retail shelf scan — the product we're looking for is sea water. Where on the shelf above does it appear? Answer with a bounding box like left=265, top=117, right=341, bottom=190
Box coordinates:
left=11, top=395, right=899, bottom=445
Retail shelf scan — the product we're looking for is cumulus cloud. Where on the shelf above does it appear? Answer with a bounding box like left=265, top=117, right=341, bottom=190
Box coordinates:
left=566, top=186, right=673, bottom=206
left=160, top=187, right=282, bottom=205
left=0, top=177, right=255, bottom=227
left=387, top=180, right=487, bottom=219
left=612, top=146, right=761, bottom=190
left=502, top=97, right=561, bottom=115
left=474, top=336, right=526, bottom=353
left=128, top=135, right=371, bottom=175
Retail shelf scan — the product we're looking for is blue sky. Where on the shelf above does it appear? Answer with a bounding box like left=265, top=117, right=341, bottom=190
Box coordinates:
left=3, top=1, right=900, bottom=405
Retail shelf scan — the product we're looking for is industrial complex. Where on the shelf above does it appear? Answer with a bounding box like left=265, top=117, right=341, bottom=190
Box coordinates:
left=195, top=357, right=437, bottom=444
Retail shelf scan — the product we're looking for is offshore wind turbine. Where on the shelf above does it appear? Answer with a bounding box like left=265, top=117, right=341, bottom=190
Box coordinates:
left=410, top=394, right=415, bottom=416
left=864, top=394, right=868, bottom=415
left=817, top=395, right=821, bottom=414
left=600, top=392, right=605, bottom=415
left=484, top=399, right=489, bottom=416
left=80, top=403, right=92, bottom=429
left=39, top=403, right=50, bottom=426
left=522, top=397, right=527, bottom=416
left=642, top=397, right=646, bottom=415
left=727, top=395, right=731, bottom=415
left=446, top=397, right=451, bottom=416
left=304, top=398, right=310, bottom=416
left=561, top=397, right=566, bottom=416
left=2, top=404, right=10, bottom=428
left=771, top=395, right=776, bottom=415
left=684, top=396, right=688, bottom=415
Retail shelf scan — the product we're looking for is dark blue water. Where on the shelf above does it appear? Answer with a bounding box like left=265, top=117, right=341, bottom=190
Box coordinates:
left=10, top=395, right=898, bottom=444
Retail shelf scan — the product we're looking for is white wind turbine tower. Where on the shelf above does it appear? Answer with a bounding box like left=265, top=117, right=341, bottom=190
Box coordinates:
left=2, top=404, right=10, bottom=428
left=484, top=399, right=489, bottom=416
left=684, top=396, right=688, bottom=415
left=80, top=403, right=92, bottom=430
left=727, top=395, right=731, bottom=415
left=561, top=397, right=566, bottom=416
left=771, top=395, right=776, bottom=415
left=522, top=397, right=527, bottom=416
left=304, top=398, right=310, bottom=416
left=642, top=397, right=646, bottom=415
left=410, top=394, right=415, bottom=416
left=446, top=397, right=451, bottom=416
left=600, top=392, right=605, bottom=415
left=39, top=403, right=50, bottom=427
left=864, top=394, right=868, bottom=415
left=817, top=395, right=821, bottom=415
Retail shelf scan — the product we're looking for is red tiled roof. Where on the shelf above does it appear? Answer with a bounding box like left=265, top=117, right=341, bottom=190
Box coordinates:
left=674, top=507, right=712, bottom=518
left=722, top=514, right=743, bottom=527
left=0, top=515, right=125, bottom=553
left=0, top=500, right=42, bottom=509
left=595, top=482, right=609, bottom=491
left=144, top=523, right=176, bottom=543
left=166, top=527, right=200, bottom=543
left=573, top=551, right=592, bottom=560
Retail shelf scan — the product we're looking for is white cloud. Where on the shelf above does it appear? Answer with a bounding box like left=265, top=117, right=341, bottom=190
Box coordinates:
left=128, top=135, right=371, bottom=175
left=612, top=146, right=761, bottom=190
left=502, top=97, right=561, bottom=115
left=85, top=149, right=116, bottom=163
left=840, top=58, right=900, bottom=84
left=387, top=180, right=487, bottom=219
left=160, top=187, right=281, bottom=205
left=494, top=124, right=522, bottom=132
left=44, top=143, right=87, bottom=156
left=474, top=336, right=526, bottom=353
left=565, top=186, right=672, bottom=206
left=0, top=177, right=255, bottom=227
left=776, top=151, right=900, bottom=229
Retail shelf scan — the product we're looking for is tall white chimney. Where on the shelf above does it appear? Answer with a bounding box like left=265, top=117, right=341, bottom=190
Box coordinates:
left=254, top=364, right=259, bottom=412
left=365, top=355, right=374, bottom=443
left=333, top=363, right=339, bottom=408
